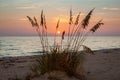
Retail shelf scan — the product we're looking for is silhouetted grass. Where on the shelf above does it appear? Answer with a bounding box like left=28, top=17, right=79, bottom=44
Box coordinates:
left=27, top=8, right=104, bottom=80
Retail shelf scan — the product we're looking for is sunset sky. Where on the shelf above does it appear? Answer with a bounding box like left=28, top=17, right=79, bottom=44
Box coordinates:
left=0, top=0, right=120, bottom=36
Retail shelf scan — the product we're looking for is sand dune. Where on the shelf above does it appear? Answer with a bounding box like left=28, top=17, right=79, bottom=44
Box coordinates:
left=0, top=48, right=120, bottom=80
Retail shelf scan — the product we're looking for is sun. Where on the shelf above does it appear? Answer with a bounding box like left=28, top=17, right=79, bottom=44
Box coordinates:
left=57, top=31, right=61, bottom=34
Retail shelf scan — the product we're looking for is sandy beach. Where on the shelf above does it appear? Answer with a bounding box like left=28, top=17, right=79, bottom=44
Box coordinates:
left=0, top=48, right=120, bottom=80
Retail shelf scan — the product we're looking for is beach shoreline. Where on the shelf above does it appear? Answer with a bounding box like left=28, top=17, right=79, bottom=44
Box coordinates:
left=0, top=48, right=120, bottom=80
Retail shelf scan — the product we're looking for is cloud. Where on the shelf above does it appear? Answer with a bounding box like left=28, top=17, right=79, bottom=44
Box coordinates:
left=53, top=16, right=68, bottom=23
left=56, top=7, right=67, bottom=11
left=17, top=5, right=37, bottom=9
left=80, top=13, right=85, bottom=16
left=96, top=12, right=105, bottom=15
left=0, top=4, right=8, bottom=8
left=19, top=18, right=27, bottom=21
left=102, top=7, right=120, bottom=11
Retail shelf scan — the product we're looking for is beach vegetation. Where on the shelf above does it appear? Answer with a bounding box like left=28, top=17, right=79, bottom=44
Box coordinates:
left=27, top=8, right=104, bottom=80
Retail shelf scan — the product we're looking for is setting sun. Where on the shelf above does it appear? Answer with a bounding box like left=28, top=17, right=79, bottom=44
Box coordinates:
left=57, top=31, right=61, bottom=34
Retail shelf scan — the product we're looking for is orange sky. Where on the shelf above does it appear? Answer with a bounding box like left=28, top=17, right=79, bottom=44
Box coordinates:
left=0, top=0, right=120, bottom=36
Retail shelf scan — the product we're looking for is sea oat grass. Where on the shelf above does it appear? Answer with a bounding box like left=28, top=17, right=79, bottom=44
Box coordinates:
left=27, top=8, right=104, bottom=80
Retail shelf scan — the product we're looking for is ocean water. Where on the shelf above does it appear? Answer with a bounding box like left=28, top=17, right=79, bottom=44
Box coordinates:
left=0, top=36, right=120, bottom=57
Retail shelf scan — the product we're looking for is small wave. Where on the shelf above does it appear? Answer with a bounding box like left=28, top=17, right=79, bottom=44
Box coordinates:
left=6, top=48, right=19, bottom=50
left=9, top=45, right=14, bottom=46
left=92, top=41, right=99, bottom=42
left=29, top=51, right=45, bottom=54
left=0, top=44, right=14, bottom=47
left=0, top=54, right=4, bottom=57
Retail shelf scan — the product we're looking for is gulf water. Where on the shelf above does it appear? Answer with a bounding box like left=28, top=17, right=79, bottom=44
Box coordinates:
left=0, top=36, right=120, bottom=57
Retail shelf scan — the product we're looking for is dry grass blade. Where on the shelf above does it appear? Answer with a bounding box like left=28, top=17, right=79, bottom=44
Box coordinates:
left=82, top=45, right=94, bottom=54
left=43, top=15, right=47, bottom=29
left=62, top=31, right=65, bottom=40
left=75, top=12, right=81, bottom=25
left=69, top=8, right=73, bottom=24
left=34, top=16, right=39, bottom=28
left=40, top=10, right=44, bottom=26
left=27, top=16, right=34, bottom=27
left=90, top=20, right=104, bottom=32
left=56, top=19, right=60, bottom=29
left=82, top=8, right=95, bottom=29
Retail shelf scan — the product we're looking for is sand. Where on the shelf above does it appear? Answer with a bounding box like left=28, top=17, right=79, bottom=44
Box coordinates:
left=0, top=48, right=120, bottom=80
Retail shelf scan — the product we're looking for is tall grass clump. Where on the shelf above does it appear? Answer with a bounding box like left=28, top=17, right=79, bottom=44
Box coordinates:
left=27, top=8, right=104, bottom=80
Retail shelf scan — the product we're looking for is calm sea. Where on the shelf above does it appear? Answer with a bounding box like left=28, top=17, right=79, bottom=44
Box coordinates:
left=0, top=36, right=120, bottom=57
